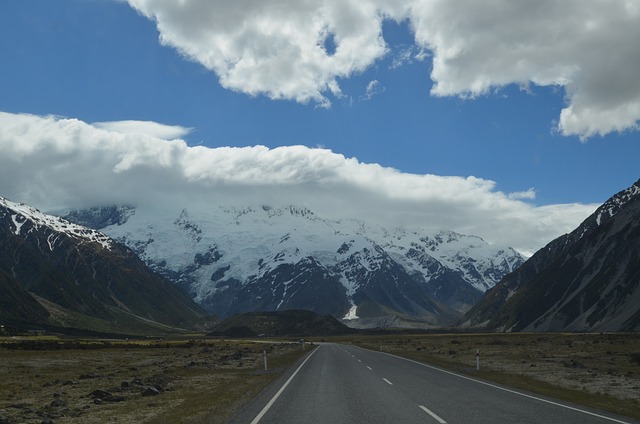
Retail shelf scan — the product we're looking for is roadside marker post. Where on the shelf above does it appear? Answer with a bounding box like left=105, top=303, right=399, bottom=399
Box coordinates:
left=263, top=350, right=268, bottom=371
left=476, top=348, right=480, bottom=371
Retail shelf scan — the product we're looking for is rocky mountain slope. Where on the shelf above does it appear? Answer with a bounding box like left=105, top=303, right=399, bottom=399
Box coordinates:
left=0, top=196, right=205, bottom=334
left=462, top=179, right=640, bottom=332
left=61, top=203, right=524, bottom=327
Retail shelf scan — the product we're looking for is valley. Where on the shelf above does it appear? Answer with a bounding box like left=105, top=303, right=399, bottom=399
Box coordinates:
left=1, top=333, right=638, bottom=423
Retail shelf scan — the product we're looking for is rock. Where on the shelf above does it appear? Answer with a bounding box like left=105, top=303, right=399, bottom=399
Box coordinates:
left=79, top=372, right=99, bottom=379
left=50, top=399, right=67, bottom=408
left=141, top=386, right=161, bottom=397
left=88, top=389, right=125, bottom=403
left=89, top=389, right=112, bottom=400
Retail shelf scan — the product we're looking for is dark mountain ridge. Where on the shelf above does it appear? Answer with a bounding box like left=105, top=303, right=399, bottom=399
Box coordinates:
left=209, top=310, right=352, bottom=337
left=463, top=179, right=640, bottom=332
left=0, top=196, right=205, bottom=334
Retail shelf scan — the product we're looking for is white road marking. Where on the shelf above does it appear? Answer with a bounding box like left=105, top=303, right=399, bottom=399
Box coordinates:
left=367, top=366, right=373, bottom=370
left=368, top=348, right=632, bottom=424
left=383, top=378, right=393, bottom=385
left=419, top=405, right=447, bottom=423
left=250, top=347, right=319, bottom=424
left=357, top=359, right=362, bottom=362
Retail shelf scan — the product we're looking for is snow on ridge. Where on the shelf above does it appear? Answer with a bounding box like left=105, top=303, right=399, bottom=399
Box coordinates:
left=95, top=203, right=523, bottom=298
left=595, top=181, right=640, bottom=227
left=0, top=196, right=112, bottom=250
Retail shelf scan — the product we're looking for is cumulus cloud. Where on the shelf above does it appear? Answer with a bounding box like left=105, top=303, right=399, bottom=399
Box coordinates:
left=92, top=120, right=193, bottom=139
left=127, top=0, right=390, bottom=107
left=126, top=0, right=640, bottom=138
left=0, top=112, right=597, bottom=255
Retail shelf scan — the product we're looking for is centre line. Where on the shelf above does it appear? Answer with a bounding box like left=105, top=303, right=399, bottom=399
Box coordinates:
left=419, top=405, right=447, bottom=424
left=382, top=378, right=393, bottom=385
left=366, top=366, right=373, bottom=370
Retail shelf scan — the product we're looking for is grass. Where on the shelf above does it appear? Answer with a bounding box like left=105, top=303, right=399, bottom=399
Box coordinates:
left=3, top=332, right=638, bottom=422
left=0, top=337, right=311, bottom=424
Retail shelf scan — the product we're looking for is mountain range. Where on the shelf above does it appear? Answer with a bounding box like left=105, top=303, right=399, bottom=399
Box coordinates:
left=4, top=177, right=638, bottom=334
left=0, top=196, right=205, bottom=335
left=462, top=179, right=640, bottom=332
left=60, top=204, right=524, bottom=328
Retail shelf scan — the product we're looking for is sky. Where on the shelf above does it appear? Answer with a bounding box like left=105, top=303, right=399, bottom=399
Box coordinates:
left=0, top=0, right=639, bottom=256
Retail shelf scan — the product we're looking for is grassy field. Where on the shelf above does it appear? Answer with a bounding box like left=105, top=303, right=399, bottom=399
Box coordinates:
left=0, top=337, right=310, bottom=424
left=320, top=332, right=640, bottom=420
left=2, top=332, right=639, bottom=423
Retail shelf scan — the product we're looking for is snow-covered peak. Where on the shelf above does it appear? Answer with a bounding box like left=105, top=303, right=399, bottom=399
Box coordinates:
left=87, top=203, right=522, bottom=298
left=1, top=196, right=112, bottom=250
left=595, top=179, right=640, bottom=226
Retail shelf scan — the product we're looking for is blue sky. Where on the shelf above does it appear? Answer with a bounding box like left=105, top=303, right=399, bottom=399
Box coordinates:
left=1, top=0, right=639, bottom=254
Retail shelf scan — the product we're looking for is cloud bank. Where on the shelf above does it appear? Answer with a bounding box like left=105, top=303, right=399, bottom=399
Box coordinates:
left=127, top=0, right=640, bottom=139
left=0, top=112, right=597, bottom=255
left=92, top=120, right=193, bottom=139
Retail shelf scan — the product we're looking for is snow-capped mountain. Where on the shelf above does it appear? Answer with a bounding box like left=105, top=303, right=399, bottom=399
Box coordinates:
left=1, top=196, right=113, bottom=250
left=462, top=178, right=640, bottom=332
left=62, top=203, right=524, bottom=327
left=0, top=196, right=204, bottom=333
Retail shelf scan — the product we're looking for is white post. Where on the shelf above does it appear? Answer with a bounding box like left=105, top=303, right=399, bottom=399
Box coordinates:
left=476, top=348, right=480, bottom=370
left=263, top=350, right=268, bottom=371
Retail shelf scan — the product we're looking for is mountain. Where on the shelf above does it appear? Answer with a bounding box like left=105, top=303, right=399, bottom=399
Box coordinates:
left=0, top=196, right=205, bottom=334
left=60, top=204, right=524, bottom=327
left=209, top=310, right=352, bottom=337
left=462, top=179, right=640, bottom=332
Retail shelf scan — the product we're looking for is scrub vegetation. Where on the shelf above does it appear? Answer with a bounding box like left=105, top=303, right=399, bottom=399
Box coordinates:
left=0, top=337, right=310, bottom=424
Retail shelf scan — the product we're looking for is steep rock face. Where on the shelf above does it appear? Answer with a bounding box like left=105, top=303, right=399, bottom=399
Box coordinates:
left=0, top=197, right=204, bottom=331
left=210, top=257, right=350, bottom=317
left=61, top=204, right=524, bottom=327
left=462, top=179, right=640, bottom=332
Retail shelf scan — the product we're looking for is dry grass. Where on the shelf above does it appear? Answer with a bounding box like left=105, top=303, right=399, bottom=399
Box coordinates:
left=0, top=338, right=309, bottom=424
left=327, top=332, right=640, bottom=420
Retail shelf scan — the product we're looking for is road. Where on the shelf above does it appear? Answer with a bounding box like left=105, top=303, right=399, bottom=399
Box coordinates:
left=227, top=343, right=637, bottom=424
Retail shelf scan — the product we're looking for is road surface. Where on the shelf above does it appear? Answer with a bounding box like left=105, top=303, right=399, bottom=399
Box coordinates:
left=228, top=343, right=637, bottom=424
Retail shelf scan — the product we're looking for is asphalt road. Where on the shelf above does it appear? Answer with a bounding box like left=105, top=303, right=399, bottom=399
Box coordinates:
left=228, top=343, right=637, bottom=424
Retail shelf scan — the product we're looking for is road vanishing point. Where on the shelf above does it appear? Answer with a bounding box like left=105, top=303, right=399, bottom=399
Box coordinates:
left=227, top=343, right=637, bottom=424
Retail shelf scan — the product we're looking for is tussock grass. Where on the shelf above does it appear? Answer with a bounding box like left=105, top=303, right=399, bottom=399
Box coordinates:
left=0, top=338, right=310, bottom=423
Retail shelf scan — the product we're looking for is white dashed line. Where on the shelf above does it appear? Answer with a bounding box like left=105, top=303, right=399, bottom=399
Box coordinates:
left=366, top=366, right=372, bottom=370
left=382, top=378, right=393, bottom=385
left=419, top=405, right=447, bottom=423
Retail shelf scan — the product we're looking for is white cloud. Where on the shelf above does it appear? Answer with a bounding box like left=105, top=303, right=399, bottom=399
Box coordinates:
left=92, top=120, right=193, bottom=139
left=127, top=0, right=390, bottom=107
left=0, top=112, right=597, bottom=255
left=126, top=0, right=640, bottom=139
left=508, top=188, right=536, bottom=201
left=408, top=0, right=640, bottom=140
left=361, top=80, right=385, bottom=100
